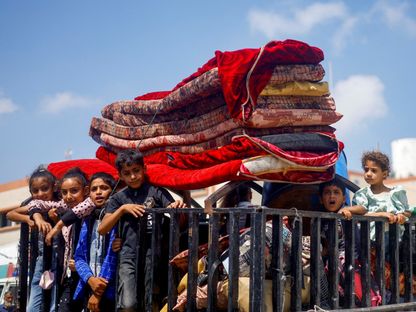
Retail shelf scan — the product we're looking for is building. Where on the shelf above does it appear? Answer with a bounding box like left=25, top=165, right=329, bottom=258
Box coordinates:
left=348, top=170, right=416, bottom=207
left=0, top=178, right=30, bottom=279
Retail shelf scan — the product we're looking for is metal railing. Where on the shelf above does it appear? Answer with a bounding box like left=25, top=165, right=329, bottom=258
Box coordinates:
left=17, top=206, right=416, bottom=311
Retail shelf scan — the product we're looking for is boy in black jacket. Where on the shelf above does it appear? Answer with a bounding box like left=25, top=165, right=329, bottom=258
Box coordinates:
left=98, top=149, right=186, bottom=311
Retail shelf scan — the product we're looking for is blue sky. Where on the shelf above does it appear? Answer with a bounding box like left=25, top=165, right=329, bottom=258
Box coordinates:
left=0, top=0, right=415, bottom=184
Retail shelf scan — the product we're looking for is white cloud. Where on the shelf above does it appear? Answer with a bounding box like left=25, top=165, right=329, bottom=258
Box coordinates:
left=333, top=75, right=387, bottom=136
left=0, top=92, right=18, bottom=114
left=373, top=0, right=416, bottom=37
left=248, top=2, right=355, bottom=51
left=332, top=16, right=358, bottom=53
left=40, top=92, right=95, bottom=114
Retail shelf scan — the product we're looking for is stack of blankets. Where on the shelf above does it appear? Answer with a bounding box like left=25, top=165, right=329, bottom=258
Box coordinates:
left=90, top=39, right=344, bottom=190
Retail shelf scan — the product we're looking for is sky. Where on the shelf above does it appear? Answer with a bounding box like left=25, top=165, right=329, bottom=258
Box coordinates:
left=0, top=0, right=415, bottom=184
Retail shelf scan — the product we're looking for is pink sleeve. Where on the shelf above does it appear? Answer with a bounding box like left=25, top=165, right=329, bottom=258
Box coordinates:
left=71, top=197, right=95, bottom=219
left=28, top=199, right=62, bottom=213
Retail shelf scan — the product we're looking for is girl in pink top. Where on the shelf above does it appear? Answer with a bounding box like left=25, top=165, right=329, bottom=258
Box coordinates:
left=31, top=167, right=94, bottom=312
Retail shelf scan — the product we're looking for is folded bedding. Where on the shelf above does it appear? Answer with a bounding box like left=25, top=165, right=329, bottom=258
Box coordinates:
left=91, top=106, right=231, bottom=140
left=256, top=95, right=336, bottom=111
left=89, top=39, right=347, bottom=189
left=94, top=125, right=336, bottom=157
left=246, top=108, right=342, bottom=128
left=91, top=118, right=241, bottom=151
left=90, top=108, right=341, bottom=152
left=107, top=95, right=335, bottom=130
left=238, top=165, right=335, bottom=184
left=95, top=132, right=342, bottom=190
left=92, top=100, right=339, bottom=141
left=102, top=64, right=325, bottom=121
left=110, top=93, right=225, bottom=127
left=241, top=155, right=330, bottom=176
left=268, top=64, right=325, bottom=84
left=260, top=81, right=329, bottom=97
left=101, top=40, right=323, bottom=120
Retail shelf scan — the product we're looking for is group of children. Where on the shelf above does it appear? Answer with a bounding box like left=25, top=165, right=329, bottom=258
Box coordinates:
left=318, top=150, right=412, bottom=305
left=4, top=149, right=186, bottom=312
left=323, top=150, right=411, bottom=235
left=1, top=148, right=414, bottom=311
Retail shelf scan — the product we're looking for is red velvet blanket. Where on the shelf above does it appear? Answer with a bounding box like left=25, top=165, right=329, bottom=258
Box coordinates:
left=135, top=39, right=323, bottom=120
left=47, top=159, right=119, bottom=180
left=95, top=131, right=342, bottom=190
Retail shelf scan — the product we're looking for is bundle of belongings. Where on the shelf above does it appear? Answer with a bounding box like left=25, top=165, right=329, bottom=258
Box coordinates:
left=168, top=220, right=326, bottom=312
left=90, top=39, right=344, bottom=190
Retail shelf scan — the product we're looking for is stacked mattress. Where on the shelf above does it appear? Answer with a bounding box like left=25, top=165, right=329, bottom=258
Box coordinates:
left=91, top=39, right=344, bottom=190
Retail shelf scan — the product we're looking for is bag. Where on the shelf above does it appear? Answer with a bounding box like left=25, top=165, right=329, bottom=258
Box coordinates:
left=339, top=263, right=381, bottom=307
left=39, top=270, right=55, bottom=290
left=353, top=271, right=382, bottom=307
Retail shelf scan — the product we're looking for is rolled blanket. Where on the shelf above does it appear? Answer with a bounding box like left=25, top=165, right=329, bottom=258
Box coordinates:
left=94, top=125, right=336, bottom=157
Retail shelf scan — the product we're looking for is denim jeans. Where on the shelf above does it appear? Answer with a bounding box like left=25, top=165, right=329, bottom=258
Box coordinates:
left=27, top=254, right=43, bottom=312
left=117, top=248, right=165, bottom=311
left=117, top=258, right=137, bottom=311
left=27, top=237, right=56, bottom=312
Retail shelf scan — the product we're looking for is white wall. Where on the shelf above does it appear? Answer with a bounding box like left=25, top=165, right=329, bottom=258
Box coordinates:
left=391, top=138, right=416, bottom=178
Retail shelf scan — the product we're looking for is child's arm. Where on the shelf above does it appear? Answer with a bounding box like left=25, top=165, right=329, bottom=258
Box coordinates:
left=32, top=212, right=52, bottom=235
left=365, top=211, right=397, bottom=224
left=45, top=220, right=64, bottom=246
left=28, top=199, right=61, bottom=215
left=61, top=197, right=95, bottom=224
left=341, top=188, right=370, bottom=220
left=168, top=200, right=188, bottom=230
left=157, top=187, right=188, bottom=229
left=396, top=211, right=411, bottom=224
left=112, top=237, right=122, bottom=252
left=98, top=204, right=145, bottom=235
left=0, top=204, right=20, bottom=215
left=87, top=293, right=102, bottom=312
left=167, top=200, right=187, bottom=209
left=391, top=186, right=411, bottom=224
left=74, top=222, right=107, bottom=296
left=87, top=229, right=118, bottom=309
left=6, top=206, right=35, bottom=228
left=338, top=205, right=367, bottom=220
left=48, top=208, right=60, bottom=224
left=45, top=198, right=95, bottom=245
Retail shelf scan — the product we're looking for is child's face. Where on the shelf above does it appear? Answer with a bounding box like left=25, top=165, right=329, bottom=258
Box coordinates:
left=61, top=178, right=88, bottom=208
left=4, top=292, right=13, bottom=304
left=119, top=163, right=145, bottom=189
left=321, top=185, right=345, bottom=212
left=30, top=177, right=54, bottom=201
left=364, top=160, right=387, bottom=186
left=90, top=178, right=112, bottom=208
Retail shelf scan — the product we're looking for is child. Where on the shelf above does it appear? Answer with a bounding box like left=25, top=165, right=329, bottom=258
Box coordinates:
left=319, top=178, right=349, bottom=253
left=0, top=291, right=16, bottom=312
left=30, top=167, right=94, bottom=312
left=353, top=151, right=410, bottom=240
left=319, top=178, right=382, bottom=306
left=98, top=149, right=186, bottom=311
left=73, top=172, right=117, bottom=312
left=6, top=167, right=58, bottom=312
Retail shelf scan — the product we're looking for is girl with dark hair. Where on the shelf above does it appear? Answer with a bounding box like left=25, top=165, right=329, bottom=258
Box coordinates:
left=353, top=151, right=411, bottom=240
left=29, top=167, right=95, bottom=312
left=6, top=166, right=58, bottom=312
left=73, top=172, right=117, bottom=312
